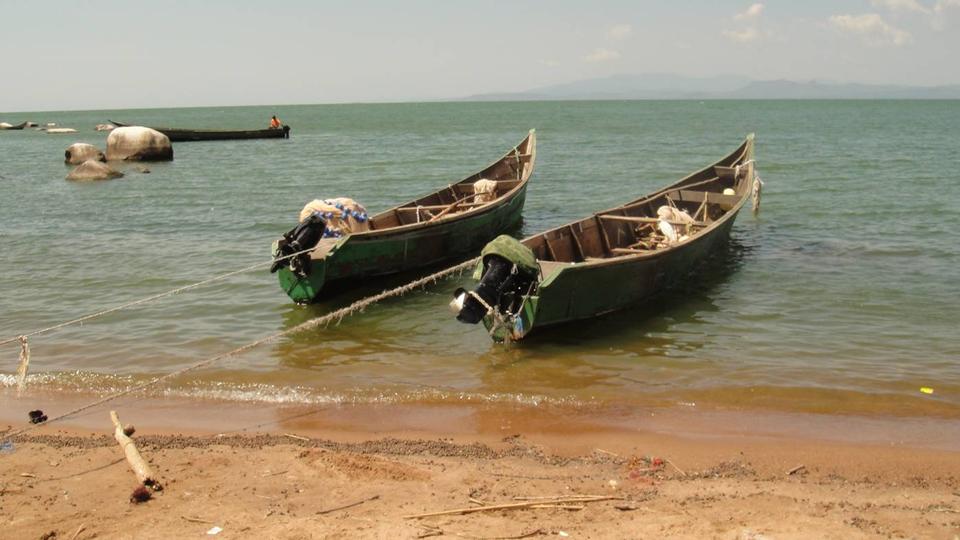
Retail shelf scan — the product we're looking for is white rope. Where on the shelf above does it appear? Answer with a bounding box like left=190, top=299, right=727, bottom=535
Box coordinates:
left=734, top=159, right=756, bottom=181
left=0, top=245, right=318, bottom=348
left=2, top=257, right=478, bottom=440
left=752, top=173, right=765, bottom=215
left=465, top=291, right=494, bottom=315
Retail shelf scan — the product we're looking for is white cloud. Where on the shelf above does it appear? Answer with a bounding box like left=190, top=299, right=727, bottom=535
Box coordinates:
left=583, top=48, right=621, bottom=62
left=726, top=3, right=764, bottom=43
left=935, top=0, right=960, bottom=12
left=872, top=0, right=960, bottom=30
left=723, top=28, right=761, bottom=43
left=607, top=24, right=632, bottom=40
left=871, top=0, right=931, bottom=13
left=734, top=3, right=765, bottom=20
left=829, top=13, right=912, bottom=45
left=872, top=0, right=960, bottom=14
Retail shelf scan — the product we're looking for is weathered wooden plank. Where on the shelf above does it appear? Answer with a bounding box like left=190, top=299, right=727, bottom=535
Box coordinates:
left=599, top=214, right=707, bottom=227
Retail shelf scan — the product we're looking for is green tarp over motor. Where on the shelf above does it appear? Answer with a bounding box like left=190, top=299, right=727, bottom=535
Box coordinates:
left=472, top=234, right=538, bottom=279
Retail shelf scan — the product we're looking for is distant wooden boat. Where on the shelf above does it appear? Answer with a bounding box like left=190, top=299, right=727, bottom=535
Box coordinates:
left=272, top=129, right=537, bottom=303
left=452, top=135, right=756, bottom=342
left=109, top=120, right=289, bottom=141
left=0, top=121, right=27, bottom=130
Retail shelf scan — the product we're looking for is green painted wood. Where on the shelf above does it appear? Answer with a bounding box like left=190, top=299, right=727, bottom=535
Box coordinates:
left=277, top=130, right=536, bottom=303
left=480, top=135, right=755, bottom=341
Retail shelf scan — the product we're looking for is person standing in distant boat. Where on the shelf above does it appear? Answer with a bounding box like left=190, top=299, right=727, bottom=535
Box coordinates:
left=269, top=115, right=282, bottom=129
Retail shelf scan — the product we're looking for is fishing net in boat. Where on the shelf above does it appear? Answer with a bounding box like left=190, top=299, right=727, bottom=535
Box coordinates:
left=298, top=198, right=371, bottom=238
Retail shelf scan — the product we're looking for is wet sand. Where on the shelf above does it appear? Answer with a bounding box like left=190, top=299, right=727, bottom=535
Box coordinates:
left=2, top=392, right=959, bottom=539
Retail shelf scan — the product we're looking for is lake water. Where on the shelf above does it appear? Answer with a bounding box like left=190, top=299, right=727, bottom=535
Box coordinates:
left=1, top=100, right=958, bottom=420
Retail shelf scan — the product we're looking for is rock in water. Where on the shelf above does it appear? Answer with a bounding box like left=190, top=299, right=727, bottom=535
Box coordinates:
left=66, top=159, right=124, bottom=181
left=106, top=126, right=173, bottom=161
left=65, top=143, right=106, bottom=164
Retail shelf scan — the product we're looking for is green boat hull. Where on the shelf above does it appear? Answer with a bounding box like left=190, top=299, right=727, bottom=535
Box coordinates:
left=487, top=215, right=740, bottom=341
left=278, top=189, right=527, bottom=302
left=476, top=135, right=755, bottom=342
left=276, top=130, right=536, bottom=303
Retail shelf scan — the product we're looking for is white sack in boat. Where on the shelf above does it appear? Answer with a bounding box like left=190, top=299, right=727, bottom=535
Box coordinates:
left=473, top=179, right=497, bottom=203
left=658, top=219, right=678, bottom=244
left=299, top=197, right=371, bottom=237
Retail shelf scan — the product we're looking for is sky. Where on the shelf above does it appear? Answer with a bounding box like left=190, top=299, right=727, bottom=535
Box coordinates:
left=1, top=0, right=959, bottom=112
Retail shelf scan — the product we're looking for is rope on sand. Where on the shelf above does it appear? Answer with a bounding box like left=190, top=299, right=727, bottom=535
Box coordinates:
left=3, top=257, right=478, bottom=441
left=0, top=246, right=320, bottom=349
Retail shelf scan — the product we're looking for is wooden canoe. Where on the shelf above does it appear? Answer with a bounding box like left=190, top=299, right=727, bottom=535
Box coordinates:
left=109, top=120, right=289, bottom=141
left=274, top=129, right=537, bottom=303
left=457, top=135, right=756, bottom=342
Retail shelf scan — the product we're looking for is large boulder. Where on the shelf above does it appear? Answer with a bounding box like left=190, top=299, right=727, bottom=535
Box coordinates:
left=66, top=159, right=124, bottom=181
left=106, top=126, right=173, bottom=161
left=65, top=143, right=106, bottom=164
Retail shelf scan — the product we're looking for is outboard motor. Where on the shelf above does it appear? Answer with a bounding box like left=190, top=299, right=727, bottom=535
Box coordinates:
left=270, top=213, right=326, bottom=275
left=452, top=254, right=535, bottom=324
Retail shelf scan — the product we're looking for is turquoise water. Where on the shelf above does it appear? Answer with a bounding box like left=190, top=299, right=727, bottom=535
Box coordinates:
left=1, top=101, right=958, bottom=417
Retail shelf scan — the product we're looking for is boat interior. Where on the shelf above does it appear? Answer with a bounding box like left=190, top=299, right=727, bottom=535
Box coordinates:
left=526, top=161, right=750, bottom=269
left=368, top=136, right=535, bottom=230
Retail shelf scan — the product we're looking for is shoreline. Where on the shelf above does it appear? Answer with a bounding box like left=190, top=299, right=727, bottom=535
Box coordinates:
left=3, top=403, right=958, bottom=539
left=4, top=389, right=960, bottom=452
left=3, top=386, right=960, bottom=538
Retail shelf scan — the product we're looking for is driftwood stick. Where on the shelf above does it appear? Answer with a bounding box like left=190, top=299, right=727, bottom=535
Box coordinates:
left=512, top=494, right=610, bottom=501
left=529, top=504, right=585, bottom=510
left=15, top=335, right=30, bottom=397
left=68, top=523, right=86, bottom=540
left=283, top=433, right=310, bottom=442
left=316, top=494, right=379, bottom=515
left=417, top=524, right=545, bottom=540
left=404, top=496, right=620, bottom=519
left=180, top=516, right=214, bottom=524
left=110, top=411, right=161, bottom=490
left=665, top=458, right=687, bottom=477
left=786, top=464, right=806, bottom=476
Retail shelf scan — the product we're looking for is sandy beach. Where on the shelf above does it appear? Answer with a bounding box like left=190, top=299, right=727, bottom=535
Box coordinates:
left=4, top=0, right=960, bottom=538
left=2, top=395, right=958, bottom=539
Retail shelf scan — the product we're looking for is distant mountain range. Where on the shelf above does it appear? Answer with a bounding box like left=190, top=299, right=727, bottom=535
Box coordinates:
left=459, top=74, right=960, bottom=101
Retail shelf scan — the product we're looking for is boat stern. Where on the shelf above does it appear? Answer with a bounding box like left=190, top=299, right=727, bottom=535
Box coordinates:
left=481, top=295, right=538, bottom=342
left=271, top=238, right=330, bottom=304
